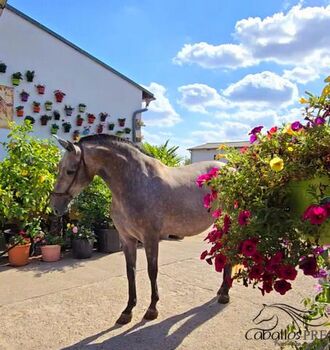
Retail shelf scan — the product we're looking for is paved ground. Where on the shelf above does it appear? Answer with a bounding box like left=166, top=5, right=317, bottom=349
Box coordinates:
left=0, top=234, right=318, bottom=350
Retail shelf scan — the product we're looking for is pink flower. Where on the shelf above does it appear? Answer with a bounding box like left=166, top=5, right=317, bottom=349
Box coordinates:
left=212, top=209, right=222, bottom=218
left=72, top=226, right=78, bottom=234
left=203, top=191, right=217, bottom=209
left=249, top=134, right=257, bottom=144
left=291, top=121, right=303, bottom=131
left=196, top=174, right=211, bottom=188
left=238, top=210, right=251, bottom=226
left=223, top=215, right=231, bottom=234
left=214, top=253, right=227, bottom=272
left=303, top=205, right=328, bottom=225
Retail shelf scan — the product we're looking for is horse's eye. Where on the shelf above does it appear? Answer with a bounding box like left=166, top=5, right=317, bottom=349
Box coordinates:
left=66, top=170, right=75, bottom=176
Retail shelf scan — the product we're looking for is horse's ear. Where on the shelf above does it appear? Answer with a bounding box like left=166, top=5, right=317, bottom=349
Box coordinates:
left=53, top=135, right=77, bottom=153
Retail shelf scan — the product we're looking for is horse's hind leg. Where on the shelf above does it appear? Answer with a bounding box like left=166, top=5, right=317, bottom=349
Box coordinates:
left=143, top=239, right=160, bottom=320
left=217, top=264, right=232, bottom=304
left=116, top=237, right=137, bottom=325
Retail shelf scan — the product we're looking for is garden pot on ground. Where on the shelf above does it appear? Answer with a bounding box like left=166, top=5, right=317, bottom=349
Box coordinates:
left=95, top=228, right=121, bottom=253
left=41, top=245, right=61, bottom=262
left=8, top=244, right=31, bottom=267
left=72, top=239, right=94, bottom=259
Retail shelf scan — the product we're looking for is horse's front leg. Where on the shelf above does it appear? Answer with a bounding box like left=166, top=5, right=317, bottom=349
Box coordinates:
left=143, top=239, right=160, bottom=320
left=217, top=263, right=232, bottom=304
left=116, top=237, right=137, bottom=325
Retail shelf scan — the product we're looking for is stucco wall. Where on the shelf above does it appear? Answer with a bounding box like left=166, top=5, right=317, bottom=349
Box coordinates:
left=190, top=149, right=219, bottom=163
left=0, top=8, right=144, bottom=159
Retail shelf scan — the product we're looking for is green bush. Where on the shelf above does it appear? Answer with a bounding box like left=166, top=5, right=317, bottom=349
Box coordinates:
left=142, top=140, right=182, bottom=167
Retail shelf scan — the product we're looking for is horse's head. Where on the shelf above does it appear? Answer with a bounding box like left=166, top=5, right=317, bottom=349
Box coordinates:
left=50, top=137, right=94, bottom=216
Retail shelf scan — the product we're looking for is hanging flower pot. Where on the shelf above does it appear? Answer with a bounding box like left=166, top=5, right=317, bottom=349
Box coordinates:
left=108, top=123, right=115, bottom=131
left=87, top=113, right=96, bottom=124
left=62, top=122, right=72, bottom=133
left=124, top=127, right=131, bottom=134
left=20, top=90, right=30, bottom=102
left=40, top=114, right=51, bottom=126
left=44, top=101, right=53, bottom=111
left=50, top=124, right=59, bottom=134
left=16, top=106, right=24, bottom=117
left=24, top=116, right=35, bottom=124
left=64, top=105, right=74, bottom=116
left=8, top=243, right=31, bottom=267
left=54, top=90, right=66, bottom=103
left=33, top=102, right=41, bottom=113
left=99, top=112, right=108, bottom=122
left=82, top=126, right=91, bottom=135
left=36, top=84, right=45, bottom=95
left=116, top=131, right=124, bottom=138
left=73, top=130, right=80, bottom=142
left=118, top=118, right=126, bottom=127
left=97, top=124, right=104, bottom=134
left=78, top=103, right=87, bottom=113
left=11, top=72, right=23, bottom=86
left=25, top=70, right=35, bottom=82
left=76, top=115, right=84, bottom=126
left=53, top=110, right=61, bottom=120
left=0, top=62, right=7, bottom=73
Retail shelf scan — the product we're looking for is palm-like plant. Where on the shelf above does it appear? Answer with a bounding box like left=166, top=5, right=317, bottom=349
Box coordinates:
left=142, top=140, right=182, bottom=167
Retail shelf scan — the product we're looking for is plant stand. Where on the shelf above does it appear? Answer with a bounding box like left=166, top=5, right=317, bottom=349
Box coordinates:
left=94, top=228, right=121, bottom=253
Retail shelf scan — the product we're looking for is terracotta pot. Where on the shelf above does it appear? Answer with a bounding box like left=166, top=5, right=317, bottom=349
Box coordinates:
left=36, top=86, right=45, bottom=94
left=88, top=117, right=95, bottom=124
left=55, top=93, right=64, bottom=103
left=41, top=245, right=61, bottom=262
left=33, top=106, right=41, bottom=113
left=16, top=109, right=24, bottom=117
left=8, top=244, right=31, bottom=267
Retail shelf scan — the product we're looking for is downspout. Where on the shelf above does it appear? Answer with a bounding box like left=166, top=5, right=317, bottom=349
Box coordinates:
left=132, top=108, right=148, bottom=143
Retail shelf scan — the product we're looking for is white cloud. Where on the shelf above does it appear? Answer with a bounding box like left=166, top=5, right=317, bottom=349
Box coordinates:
left=178, top=83, right=229, bottom=113
left=143, top=82, right=182, bottom=127
left=282, top=66, right=319, bottom=84
left=173, top=4, right=330, bottom=71
left=223, top=71, right=298, bottom=107
left=173, top=42, right=255, bottom=69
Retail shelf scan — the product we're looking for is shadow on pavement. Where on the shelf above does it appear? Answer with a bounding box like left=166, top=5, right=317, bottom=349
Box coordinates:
left=62, top=297, right=227, bottom=350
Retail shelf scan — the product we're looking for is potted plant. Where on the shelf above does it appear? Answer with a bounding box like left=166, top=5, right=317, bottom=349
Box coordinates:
left=24, top=116, right=35, bottom=124
left=39, top=232, right=63, bottom=262
left=78, top=103, right=87, bottom=113
left=118, top=118, right=126, bottom=127
left=44, top=101, right=53, bottom=111
left=12, top=72, right=23, bottom=86
left=82, top=126, right=91, bottom=135
left=124, top=127, right=131, bottom=134
left=32, top=101, right=41, bottom=113
left=20, top=90, right=30, bottom=102
left=40, top=115, right=51, bottom=126
left=87, top=113, right=96, bottom=124
left=97, top=124, right=103, bottom=134
left=108, top=123, right=115, bottom=131
left=72, top=130, right=80, bottom=142
left=54, top=90, right=66, bottom=103
left=16, top=106, right=24, bottom=117
left=0, top=62, right=7, bottom=73
left=66, top=224, right=95, bottom=259
left=76, top=114, right=84, bottom=126
left=64, top=105, right=74, bottom=116
left=7, top=230, right=31, bottom=267
left=50, top=123, right=59, bottom=135
left=25, top=70, right=35, bottom=82
left=99, top=112, right=108, bottom=122
left=36, top=84, right=45, bottom=95
left=116, top=130, right=124, bottom=138
left=62, top=122, right=72, bottom=133
left=53, top=110, right=61, bottom=120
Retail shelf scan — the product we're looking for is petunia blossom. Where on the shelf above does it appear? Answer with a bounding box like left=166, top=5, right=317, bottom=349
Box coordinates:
left=291, top=121, right=303, bottom=131
left=241, top=239, right=258, bottom=257
left=274, top=279, right=292, bottom=295
left=214, top=253, right=227, bottom=272
left=238, top=210, right=251, bottom=226
left=303, top=205, right=328, bottom=225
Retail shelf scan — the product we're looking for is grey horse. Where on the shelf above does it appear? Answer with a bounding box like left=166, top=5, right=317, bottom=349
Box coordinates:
left=50, top=135, right=232, bottom=324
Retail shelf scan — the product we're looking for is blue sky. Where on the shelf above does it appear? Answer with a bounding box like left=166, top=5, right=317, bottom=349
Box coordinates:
left=8, top=0, right=330, bottom=157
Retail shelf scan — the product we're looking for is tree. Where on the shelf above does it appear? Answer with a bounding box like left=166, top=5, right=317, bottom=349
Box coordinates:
left=142, top=140, right=182, bottom=167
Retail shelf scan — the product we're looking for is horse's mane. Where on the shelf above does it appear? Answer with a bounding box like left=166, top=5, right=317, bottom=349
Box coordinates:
left=77, top=134, right=153, bottom=157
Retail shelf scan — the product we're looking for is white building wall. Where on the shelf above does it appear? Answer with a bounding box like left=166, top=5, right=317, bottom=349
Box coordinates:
left=0, top=8, right=144, bottom=159
left=191, top=149, right=219, bottom=163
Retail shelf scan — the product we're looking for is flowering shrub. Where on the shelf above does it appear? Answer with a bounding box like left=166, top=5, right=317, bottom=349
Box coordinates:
left=66, top=224, right=95, bottom=240
left=198, top=79, right=330, bottom=296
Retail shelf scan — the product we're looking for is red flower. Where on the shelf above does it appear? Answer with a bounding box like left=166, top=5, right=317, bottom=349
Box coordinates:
left=299, top=256, right=318, bottom=276
left=274, top=279, right=292, bottom=295
left=248, top=264, right=264, bottom=280
left=322, top=202, right=330, bottom=217
left=223, top=215, right=231, bottom=233
left=200, top=250, right=208, bottom=260
left=205, top=227, right=223, bottom=243
left=234, top=200, right=239, bottom=209
left=240, top=146, right=248, bottom=154
left=277, top=264, right=298, bottom=281
left=212, top=209, right=222, bottom=218
left=303, top=205, right=328, bottom=225
left=238, top=210, right=251, bottom=226
left=252, top=251, right=264, bottom=264
left=209, top=241, right=222, bottom=255
left=241, top=239, right=258, bottom=257
left=269, top=126, right=278, bottom=134
left=214, top=253, right=227, bottom=272
left=265, top=252, right=283, bottom=272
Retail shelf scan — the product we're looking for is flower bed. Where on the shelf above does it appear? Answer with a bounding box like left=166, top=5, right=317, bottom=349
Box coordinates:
left=198, top=80, right=330, bottom=297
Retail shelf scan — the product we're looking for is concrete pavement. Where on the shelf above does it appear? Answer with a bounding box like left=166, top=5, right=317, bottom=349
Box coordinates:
left=0, top=234, right=317, bottom=350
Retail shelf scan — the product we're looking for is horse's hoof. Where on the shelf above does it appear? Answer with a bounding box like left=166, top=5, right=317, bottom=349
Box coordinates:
left=116, top=312, right=132, bottom=325
left=143, top=309, right=158, bottom=321
left=218, top=294, right=230, bottom=304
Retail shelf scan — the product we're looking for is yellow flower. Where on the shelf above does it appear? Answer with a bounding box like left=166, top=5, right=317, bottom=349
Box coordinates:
left=39, top=175, right=46, bottom=183
left=287, top=146, right=294, bottom=152
left=217, top=144, right=226, bottom=150
left=215, top=153, right=226, bottom=160
left=270, top=157, right=284, bottom=172
left=321, top=84, right=330, bottom=97
left=324, top=76, right=330, bottom=83
left=282, top=124, right=294, bottom=135
left=21, top=170, right=28, bottom=176
left=299, top=97, right=308, bottom=104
